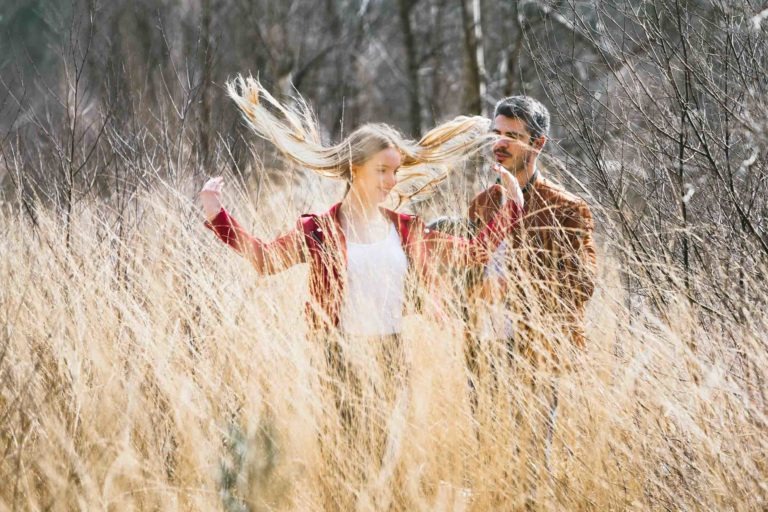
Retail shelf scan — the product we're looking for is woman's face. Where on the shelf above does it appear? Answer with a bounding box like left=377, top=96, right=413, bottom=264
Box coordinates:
left=350, top=147, right=402, bottom=205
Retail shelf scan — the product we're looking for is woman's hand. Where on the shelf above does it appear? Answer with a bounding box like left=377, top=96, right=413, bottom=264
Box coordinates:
left=199, top=176, right=225, bottom=221
left=493, top=164, right=524, bottom=208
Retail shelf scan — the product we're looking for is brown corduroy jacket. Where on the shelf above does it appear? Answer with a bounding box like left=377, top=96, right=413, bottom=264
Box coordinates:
left=468, top=175, right=597, bottom=349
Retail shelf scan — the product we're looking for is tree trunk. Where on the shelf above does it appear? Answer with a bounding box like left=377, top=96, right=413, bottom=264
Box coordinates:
left=461, top=0, right=486, bottom=115
left=426, top=0, right=448, bottom=126
left=398, top=0, right=422, bottom=136
left=199, top=0, right=213, bottom=168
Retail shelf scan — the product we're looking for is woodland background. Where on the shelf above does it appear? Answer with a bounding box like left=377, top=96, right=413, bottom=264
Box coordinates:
left=1, top=1, right=767, bottom=510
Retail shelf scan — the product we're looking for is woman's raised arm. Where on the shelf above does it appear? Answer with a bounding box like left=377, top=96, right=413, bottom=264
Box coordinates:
left=200, top=177, right=306, bottom=275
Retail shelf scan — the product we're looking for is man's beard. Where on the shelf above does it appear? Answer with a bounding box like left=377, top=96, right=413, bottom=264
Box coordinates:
left=502, top=156, right=526, bottom=175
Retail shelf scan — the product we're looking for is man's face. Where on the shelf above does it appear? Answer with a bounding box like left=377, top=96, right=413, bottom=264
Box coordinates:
left=491, top=115, right=542, bottom=174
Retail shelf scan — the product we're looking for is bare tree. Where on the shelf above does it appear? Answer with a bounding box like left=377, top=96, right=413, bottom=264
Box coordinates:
left=460, top=0, right=487, bottom=115
left=526, top=0, right=767, bottom=316
left=398, top=0, right=423, bottom=135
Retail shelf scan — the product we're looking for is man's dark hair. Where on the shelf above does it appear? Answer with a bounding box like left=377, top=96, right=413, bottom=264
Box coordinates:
left=493, top=96, right=550, bottom=139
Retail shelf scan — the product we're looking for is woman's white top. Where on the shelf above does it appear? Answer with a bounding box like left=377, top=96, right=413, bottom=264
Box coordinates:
left=340, top=223, right=408, bottom=336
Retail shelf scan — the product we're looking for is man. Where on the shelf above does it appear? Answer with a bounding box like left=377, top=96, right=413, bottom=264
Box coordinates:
left=468, top=96, right=597, bottom=360
left=453, top=97, right=597, bottom=504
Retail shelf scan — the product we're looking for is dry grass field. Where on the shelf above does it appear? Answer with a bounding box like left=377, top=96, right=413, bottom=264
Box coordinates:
left=1, top=171, right=766, bottom=511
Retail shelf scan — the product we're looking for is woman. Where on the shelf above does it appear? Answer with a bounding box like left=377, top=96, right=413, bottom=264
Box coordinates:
left=200, top=76, right=524, bottom=338
left=201, top=77, right=523, bottom=502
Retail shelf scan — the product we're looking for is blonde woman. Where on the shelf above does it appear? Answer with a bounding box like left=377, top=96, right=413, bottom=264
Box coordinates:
left=200, top=78, right=524, bottom=501
left=200, top=76, right=524, bottom=338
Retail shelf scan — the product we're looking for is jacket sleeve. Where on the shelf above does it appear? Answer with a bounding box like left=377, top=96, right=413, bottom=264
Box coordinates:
left=204, top=208, right=306, bottom=275
left=419, top=199, right=522, bottom=267
left=558, top=200, right=597, bottom=308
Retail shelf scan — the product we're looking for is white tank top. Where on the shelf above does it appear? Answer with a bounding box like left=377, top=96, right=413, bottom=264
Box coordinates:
left=340, top=223, right=408, bottom=336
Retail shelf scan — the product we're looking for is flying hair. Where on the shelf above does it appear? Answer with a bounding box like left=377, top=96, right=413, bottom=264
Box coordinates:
left=226, top=75, right=494, bottom=204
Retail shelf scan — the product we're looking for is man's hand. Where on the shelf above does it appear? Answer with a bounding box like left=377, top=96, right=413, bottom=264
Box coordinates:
left=493, top=164, right=524, bottom=208
left=199, top=176, right=225, bottom=221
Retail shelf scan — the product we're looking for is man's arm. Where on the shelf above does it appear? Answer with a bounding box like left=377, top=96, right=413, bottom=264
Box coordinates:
left=559, top=200, right=597, bottom=309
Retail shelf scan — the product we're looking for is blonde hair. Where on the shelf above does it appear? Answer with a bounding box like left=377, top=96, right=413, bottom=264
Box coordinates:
left=226, top=75, right=493, bottom=204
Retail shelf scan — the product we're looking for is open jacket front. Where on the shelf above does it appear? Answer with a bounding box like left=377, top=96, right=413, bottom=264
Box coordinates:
left=206, top=201, right=522, bottom=332
left=469, top=178, right=597, bottom=348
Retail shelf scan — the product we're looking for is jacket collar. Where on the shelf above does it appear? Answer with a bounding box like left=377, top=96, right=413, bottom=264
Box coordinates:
left=522, top=167, right=540, bottom=195
left=319, top=202, right=414, bottom=250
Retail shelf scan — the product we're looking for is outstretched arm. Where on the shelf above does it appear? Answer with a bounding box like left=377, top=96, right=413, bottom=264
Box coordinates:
left=420, top=164, right=523, bottom=267
left=200, top=177, right=306, bottom=275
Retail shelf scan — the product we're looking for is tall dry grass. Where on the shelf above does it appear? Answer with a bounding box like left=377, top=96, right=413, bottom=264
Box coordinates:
left=1, top=172, right=767, bottom=511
